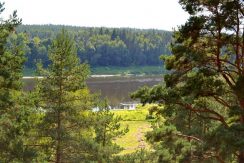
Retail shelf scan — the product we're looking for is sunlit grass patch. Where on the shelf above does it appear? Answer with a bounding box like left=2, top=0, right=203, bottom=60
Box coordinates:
left=115, top=121, right=151, bottom=155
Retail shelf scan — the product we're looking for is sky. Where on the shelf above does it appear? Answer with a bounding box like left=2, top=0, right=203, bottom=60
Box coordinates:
left=4, top=0, right=189, bottom=31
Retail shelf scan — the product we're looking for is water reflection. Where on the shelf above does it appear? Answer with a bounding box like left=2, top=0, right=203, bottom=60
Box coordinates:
left=23, top=76, right=163, bottom=106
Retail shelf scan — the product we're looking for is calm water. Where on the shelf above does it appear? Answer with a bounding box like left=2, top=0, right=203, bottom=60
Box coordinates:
left=23, top=75, right=163, bottom=106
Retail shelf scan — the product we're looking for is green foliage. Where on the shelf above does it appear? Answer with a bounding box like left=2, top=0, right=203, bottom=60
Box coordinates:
left=0, top=3, right=171, bottom=163
left=35, top=29, right=97, bottom=162
left=93, top=100, right=128, bottom=161
left=113, top=149, right=157, bottom=163
left=133, top=0, right=244, bottom=162
left=16, top=25, right=172, bottom=69
left=0, top=3, right=38, bottom=162
left=112, top=109, right=148, bottom=121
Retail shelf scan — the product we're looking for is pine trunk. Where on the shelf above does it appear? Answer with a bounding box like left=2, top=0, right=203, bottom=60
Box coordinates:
left=56, top=113, right=61, bottom=163
left=239, top=100, right=244, bottom=163
left=239, top=152, right=244, bottom=163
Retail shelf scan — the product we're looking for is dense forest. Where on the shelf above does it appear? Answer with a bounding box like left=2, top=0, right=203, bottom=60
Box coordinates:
left=16, top=25, right=172, bottom=69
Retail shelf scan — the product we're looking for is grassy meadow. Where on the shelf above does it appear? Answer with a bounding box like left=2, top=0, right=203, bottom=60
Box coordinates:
left=112, top=104, right=158, bottom=155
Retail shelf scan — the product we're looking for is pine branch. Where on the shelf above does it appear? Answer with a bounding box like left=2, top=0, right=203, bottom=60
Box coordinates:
left=174, top=132, right=203, bottom=143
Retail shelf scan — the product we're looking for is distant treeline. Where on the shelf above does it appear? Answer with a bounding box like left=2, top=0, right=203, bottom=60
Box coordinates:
left=16, top=25, right=172, bottom=68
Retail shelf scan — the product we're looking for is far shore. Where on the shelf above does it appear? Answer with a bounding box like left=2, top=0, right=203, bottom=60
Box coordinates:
left=23, top=75, right=122, bottom=79
left=22, top=74, right=150, bottom=79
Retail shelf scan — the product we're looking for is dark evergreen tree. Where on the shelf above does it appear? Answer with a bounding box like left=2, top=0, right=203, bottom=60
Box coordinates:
left=133, top=0, right=244, bottom=162
left=35, top=29, right=96, bottom=162
left=0, top=3, right=36, bottom=162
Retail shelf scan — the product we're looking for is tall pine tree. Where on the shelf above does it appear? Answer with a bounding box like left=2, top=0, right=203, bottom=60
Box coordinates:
left=0, top=3, right=36, bottom=162
left=36, top=29, right=96, bottom=162
left=133, top=0, right=244, bottom=162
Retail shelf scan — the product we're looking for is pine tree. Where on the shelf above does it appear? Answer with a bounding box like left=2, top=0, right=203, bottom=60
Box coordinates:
left=94, top=100, right=128, bottom=161
left=133, top=0, right=244, bottom=162
left=0, top=3, right=36, bottom=162
left=36, top=29, right=96, bottom=162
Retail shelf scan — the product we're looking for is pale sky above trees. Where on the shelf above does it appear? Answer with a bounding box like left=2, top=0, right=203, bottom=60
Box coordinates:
left=4, top=0, right=189, bottom=30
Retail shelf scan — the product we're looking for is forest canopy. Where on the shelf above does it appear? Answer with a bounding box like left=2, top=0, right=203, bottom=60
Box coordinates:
left=16, top=25, right=172, bottom=69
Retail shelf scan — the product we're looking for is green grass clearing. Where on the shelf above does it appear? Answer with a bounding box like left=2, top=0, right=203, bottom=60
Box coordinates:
left=115, top=121, right=151, bottom=155
left=111, top=109, right=148, bottom=121
left=112, top=104, right=158, bottom=155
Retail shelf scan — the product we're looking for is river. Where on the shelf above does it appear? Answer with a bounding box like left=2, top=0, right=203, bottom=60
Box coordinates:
left=23, top=75, right=163, bottom=106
